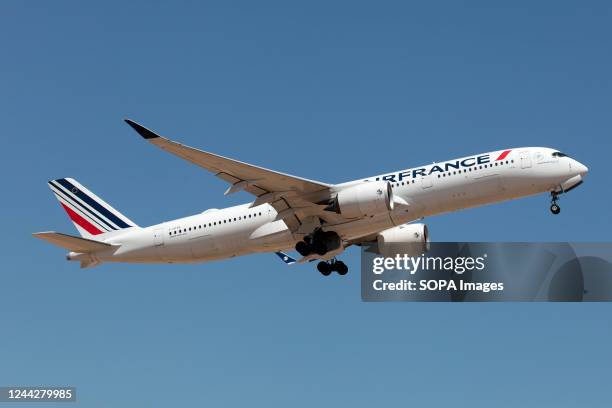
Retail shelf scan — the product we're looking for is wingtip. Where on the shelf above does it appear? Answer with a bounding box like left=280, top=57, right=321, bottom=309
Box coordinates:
left=275, top=251, right=297, bottom=265
left=124, top=119, right=160, bottom=139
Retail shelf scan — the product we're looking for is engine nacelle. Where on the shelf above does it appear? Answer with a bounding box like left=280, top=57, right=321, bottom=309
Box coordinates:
left=559, top=175, right=583, bottom=193
left=334, top=181, right=394, bottom=218
left=376, top=223, right=429, bottom=257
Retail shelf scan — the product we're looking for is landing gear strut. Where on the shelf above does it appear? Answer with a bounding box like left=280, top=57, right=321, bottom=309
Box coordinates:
left=317, top=259, right=348, bottom=276
left=550, top=192, right=561, bottom=215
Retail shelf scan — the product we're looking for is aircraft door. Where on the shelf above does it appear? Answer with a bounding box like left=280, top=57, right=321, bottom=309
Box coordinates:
left=153, top=228, right=165, bottom=246
left=520, top=151, right=532, bottom=169
left=421, top=176, right=433, bottom=189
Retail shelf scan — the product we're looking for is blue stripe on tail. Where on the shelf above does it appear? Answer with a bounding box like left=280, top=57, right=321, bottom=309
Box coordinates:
left=48, top=180, right=117, bottom=231
left=55, top=178, right=133, bottom=229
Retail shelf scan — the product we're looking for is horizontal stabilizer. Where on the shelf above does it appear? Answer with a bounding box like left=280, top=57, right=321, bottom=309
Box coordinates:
left=80, top=259, right=101, bottom=269
left=33, top=232, right=114, bottom=253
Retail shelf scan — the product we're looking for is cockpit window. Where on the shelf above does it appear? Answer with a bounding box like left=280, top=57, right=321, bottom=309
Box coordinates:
left=552, top=151, right=567, bottom=158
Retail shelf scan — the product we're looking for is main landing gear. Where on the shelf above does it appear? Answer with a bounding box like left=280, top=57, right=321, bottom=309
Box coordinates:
left=317, top=259, right=348, bottom=276
left=550, top=192, right=561, bottom=215
left=295, top=229, right=341, bottom=257
left=295, top=229, right=347, bottom=276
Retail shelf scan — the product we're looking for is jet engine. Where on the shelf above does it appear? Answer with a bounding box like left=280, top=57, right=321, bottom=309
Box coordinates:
left=375, top=223, right=429, bottom=257
left=558, top=175, right=583, bottom=193
left=332, top=181, right=394, bottom=218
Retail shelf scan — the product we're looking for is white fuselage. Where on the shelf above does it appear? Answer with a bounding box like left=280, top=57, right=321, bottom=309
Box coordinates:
left=76, top=147, right=587, bottom=265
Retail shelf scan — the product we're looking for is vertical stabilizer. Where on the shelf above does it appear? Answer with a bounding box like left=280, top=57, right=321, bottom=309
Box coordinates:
left=47, top=178, right=138, bottom=239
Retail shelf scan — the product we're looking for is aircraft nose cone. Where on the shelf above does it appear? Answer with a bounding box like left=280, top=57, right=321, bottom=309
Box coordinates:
left=577, top=162, right=589, bottom=177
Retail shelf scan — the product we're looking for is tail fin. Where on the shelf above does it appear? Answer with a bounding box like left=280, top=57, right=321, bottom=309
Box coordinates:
left=47, top=178, right=138, bottom=239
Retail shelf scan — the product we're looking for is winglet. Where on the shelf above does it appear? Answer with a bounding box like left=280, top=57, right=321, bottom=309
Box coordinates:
left=275, top=251, right=297, bottom=265
left=124, top=119, right=160, bottom=139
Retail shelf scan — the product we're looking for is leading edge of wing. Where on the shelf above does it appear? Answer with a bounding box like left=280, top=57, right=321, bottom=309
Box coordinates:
left=124, top=119, right=332, bottom=193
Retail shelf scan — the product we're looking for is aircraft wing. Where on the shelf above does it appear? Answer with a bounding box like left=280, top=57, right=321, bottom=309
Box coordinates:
left=125, top=120, right=338, bottom=232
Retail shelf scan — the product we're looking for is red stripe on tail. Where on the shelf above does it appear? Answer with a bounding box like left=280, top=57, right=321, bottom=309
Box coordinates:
left=496, top=149, right=511, bottom=161
left=60, top=203, right=103, bottom=235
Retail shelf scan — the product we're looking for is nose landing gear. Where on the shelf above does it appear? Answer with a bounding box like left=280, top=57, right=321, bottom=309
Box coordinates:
left=550, top=192, right=561, bottom=215
left=317, top=259, right=348, bottom=276
left=550, top=203, right=560, bottom=215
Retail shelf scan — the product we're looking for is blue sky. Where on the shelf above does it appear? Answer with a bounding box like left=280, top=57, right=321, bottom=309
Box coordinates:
left=1, top=1, right=611, bottom=406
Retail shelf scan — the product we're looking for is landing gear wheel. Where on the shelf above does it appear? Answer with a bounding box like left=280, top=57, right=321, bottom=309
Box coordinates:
left=550, top=203, right=561, bottom=215
left=312, top=241, right=327, bottom=256
left=317, top=261, right=332, bottom=276
left=295, top=241, right=311, bottom=256
left=549, top=192, right=561, bottom=215
left=335, top=261, right=348, bottom=275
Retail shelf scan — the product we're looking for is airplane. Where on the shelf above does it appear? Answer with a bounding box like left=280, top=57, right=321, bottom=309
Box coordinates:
left=33, top=119, right=589, bottom=275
